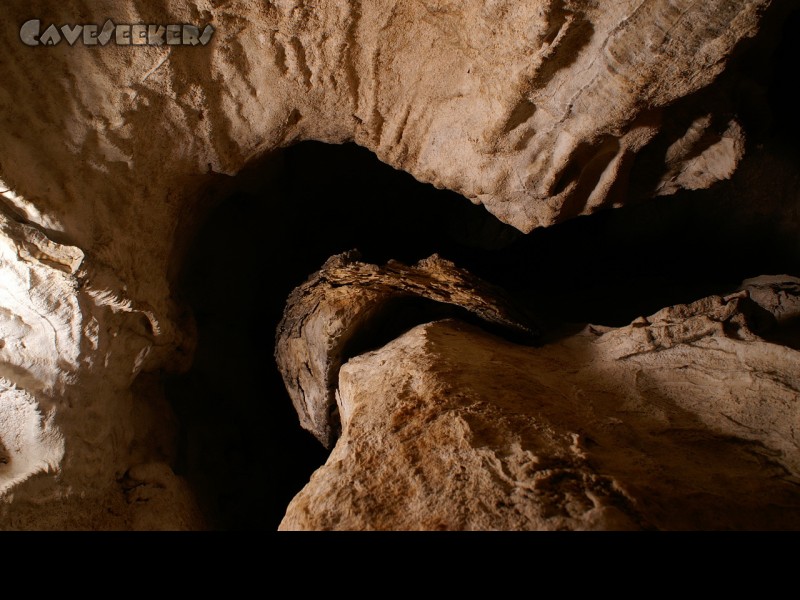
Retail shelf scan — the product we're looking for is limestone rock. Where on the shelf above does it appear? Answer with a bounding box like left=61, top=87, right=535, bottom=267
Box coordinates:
left=281, top=288, right=800, bottom=530
left=276, top=251, right=538, bottom=447
left=0, top=1, right=779, bottom=282
left=740, top=275, right=800, bottom=325
left=655, top=118, right=746, bottom=195
left=0, top=205, right=200, bottom=529
left=592, top=291, right=775, bottom=359
left=0, top=0, right=792, bottom=528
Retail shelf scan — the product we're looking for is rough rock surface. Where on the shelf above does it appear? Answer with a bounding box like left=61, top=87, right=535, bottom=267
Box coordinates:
left=0, top=2, right=781, bottom=297
left=0, top=207, right=203, bottom=529
left=276, top=251, right=538, bottom=447
left=281, top=284, right=800, bottom=530
left=0, top=0, right=793, bottom=528
left=740, top=275, right=800, bottom=325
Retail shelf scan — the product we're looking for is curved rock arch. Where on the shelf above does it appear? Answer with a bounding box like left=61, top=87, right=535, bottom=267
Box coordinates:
left=0, top=0, right=790, bottom=528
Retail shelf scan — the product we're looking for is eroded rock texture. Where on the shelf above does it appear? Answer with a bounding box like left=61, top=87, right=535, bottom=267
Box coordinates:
left=276, top=251, right=538, bottom=447
left=0, top=1, right=781, bottom=272
left=0, top=208, right=202, bottom=529
left=281, top=283, right=800, bottom=530
left=0, top=0, right=795, bottom=529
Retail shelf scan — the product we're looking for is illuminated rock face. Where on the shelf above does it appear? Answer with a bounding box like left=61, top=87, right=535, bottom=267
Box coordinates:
left=281, top=283, right=800, bottom=531
left=275, top=251, right=539, bottom=448
left=0, top=0, right=796, bottom=529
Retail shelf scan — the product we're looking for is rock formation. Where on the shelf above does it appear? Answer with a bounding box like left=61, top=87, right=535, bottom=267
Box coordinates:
left=0, top=0, right=797, bottom=529
left=275, top=250, right=538, bottom=447
left=281, top=280, right=800, bottom=530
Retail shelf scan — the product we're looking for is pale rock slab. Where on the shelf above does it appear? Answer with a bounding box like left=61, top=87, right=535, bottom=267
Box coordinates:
left=0, top=206, right=200, bottom=529
left=281, top=287, right=800, bottom=530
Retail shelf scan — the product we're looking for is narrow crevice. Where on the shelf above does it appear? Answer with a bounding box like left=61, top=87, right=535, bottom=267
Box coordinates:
left=166, top=125, right=799, bottom=530
left=165, top=13, right=800, bottom=527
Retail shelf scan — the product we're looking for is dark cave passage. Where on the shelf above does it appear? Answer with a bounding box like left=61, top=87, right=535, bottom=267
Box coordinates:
left=166, top=134, right=799, bottom=530
left=166, top=12, right=800, bottom=527
left=165, top=10, right=800, bottom=531
left=165, top=141, right=521, bottom=530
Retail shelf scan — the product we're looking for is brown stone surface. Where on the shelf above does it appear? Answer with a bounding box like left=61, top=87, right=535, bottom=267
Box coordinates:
left=281, top=284, right=800, bottom=530
left=275, top=251, right=538, bottom=447
left=0, top=1, right=777, bottom=271
left=0, top=0, right=795, bottom=529
left=740, top=275, right=800, bottom=325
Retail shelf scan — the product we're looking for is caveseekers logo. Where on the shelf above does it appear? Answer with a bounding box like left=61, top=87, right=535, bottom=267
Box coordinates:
left=20, top=19, right=215, bottom=46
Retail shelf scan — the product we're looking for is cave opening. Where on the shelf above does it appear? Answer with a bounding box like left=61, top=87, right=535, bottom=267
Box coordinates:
left=167, top=139, right=798, bottom=530
left=164, top=141, right=521, bottom=530
left=1, top=0, right=800, bottom=536
left=164, top=10, right=800, bottom=528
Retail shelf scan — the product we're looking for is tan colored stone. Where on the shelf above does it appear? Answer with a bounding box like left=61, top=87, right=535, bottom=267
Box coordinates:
left=276, top=251, right=537, bottom=447
left=740, top=275, right=800, bottom=325
left=281, top=289, right=800, bottom=530
left=0, top=0, right=792, bottom=528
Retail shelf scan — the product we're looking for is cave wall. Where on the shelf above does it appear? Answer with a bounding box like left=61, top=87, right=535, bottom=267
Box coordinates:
left=0, top=0, right=796, bottom=529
